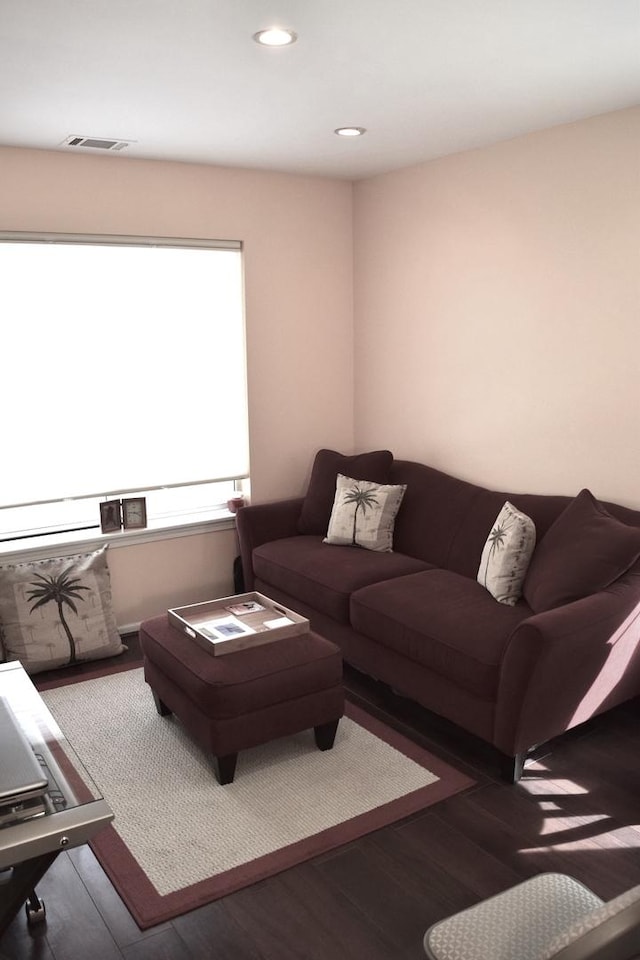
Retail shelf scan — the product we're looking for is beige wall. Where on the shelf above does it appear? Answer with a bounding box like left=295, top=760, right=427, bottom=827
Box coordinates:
left=106, top=528, right=239, bottom=628
left=3, top=106, right=639, bottom=625
left=0, top=146, right=354, bottom=624
left=353, top=107, right=640, bottom=508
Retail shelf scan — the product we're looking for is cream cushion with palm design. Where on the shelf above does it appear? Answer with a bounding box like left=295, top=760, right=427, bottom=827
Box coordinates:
left=477, top=501, right=536, bottom=606
left=324, top=474, right=407, bottom=553
left=0, top=545, right=125, bottom=674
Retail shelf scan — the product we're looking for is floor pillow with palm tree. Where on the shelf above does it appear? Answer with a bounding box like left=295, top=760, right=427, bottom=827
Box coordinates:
left=324, top=474, right=407, bottom=553
left=0, top=545, right=125, bottom=673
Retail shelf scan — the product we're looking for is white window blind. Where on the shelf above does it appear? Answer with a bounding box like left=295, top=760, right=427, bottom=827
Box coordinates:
left=1, top=234, right=248, bottom=511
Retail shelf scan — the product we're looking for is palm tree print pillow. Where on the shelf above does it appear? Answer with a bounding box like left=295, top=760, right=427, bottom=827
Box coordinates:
left=0, top=546, right=125, bottom=674
left=477, top=502, right=536, bottom=605
left=324, top=474, right=407, bottom=553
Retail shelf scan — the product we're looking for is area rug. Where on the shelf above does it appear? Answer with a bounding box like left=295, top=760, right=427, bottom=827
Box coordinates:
left=40, top=665, right=474, bottom=929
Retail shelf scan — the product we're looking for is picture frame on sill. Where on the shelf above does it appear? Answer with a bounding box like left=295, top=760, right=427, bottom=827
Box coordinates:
left=122, top=496, right=147, bottom=530
left=100, top=499, right=122, bottom=534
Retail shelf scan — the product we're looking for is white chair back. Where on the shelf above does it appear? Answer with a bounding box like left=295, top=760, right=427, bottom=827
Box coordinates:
left=548, top=884, right=640, bottom=960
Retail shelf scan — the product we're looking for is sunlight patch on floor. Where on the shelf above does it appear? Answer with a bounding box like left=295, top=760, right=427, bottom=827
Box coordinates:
left=513, top=764, right=640, bottom=850
left=537, top=814, right=611, bottom=837
left=525, top=832, right=640, bottom=852
left=521, top=774, right=589, bottom=796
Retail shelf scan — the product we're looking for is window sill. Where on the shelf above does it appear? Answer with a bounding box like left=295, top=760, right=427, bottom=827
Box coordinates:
left=0, top=510, right=237, bottom=564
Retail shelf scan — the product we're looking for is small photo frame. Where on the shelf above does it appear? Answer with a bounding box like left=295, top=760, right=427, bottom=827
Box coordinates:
left=100, top=499, right=122, bottom=534
left=122, top=496, right=147, bottom=530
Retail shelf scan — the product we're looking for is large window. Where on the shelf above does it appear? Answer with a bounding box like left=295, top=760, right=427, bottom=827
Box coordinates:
left=1, top=233, right=248, bottom=544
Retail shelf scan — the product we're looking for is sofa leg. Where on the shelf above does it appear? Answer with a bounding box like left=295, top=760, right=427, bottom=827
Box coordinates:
left=213, top=753, right=238, bottom=785
left=501, top=752, right=525, bottom=783
left=314, top=719, right=340, bottom=751
left=151, top=689, right=172, bottom=717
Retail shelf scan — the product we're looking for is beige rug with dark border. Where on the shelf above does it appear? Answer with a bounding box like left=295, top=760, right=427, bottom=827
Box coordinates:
left=39, top=664, right=474, bottom=929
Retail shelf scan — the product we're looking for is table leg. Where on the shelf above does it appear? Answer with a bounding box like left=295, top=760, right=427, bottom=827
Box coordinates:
left=0, top=851, right=58, bottom=938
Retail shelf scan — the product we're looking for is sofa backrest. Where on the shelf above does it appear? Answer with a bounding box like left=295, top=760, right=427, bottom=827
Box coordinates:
left=389, top=460, right=636, bottom=579
left=390, top=460, right=485, bottom=573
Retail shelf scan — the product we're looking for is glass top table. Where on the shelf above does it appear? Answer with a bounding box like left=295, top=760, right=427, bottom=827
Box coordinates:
left=0, top=661, right=114, bottom=935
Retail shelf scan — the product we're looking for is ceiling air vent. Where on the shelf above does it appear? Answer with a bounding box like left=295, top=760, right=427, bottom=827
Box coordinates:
left=63, top=135, right=131, bottom=151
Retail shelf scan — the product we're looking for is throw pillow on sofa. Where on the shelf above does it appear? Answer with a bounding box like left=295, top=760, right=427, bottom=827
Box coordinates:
left=0, top=545, right=125, bottom=674
left=523, top=488, right=640, bottom=612
left=297, top=448, right=394, bottom=535
left=477, top=501, right=536, bottom=606
left=324, top=474, right=407, bottom=553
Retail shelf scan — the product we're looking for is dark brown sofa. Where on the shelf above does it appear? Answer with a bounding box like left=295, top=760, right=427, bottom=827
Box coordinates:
left=237, top=450, right=640, bottom=781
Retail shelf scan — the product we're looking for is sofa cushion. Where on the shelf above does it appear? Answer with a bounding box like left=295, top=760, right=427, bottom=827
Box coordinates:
left=477, top=501, right=536, bottom=606
left=350, top=569, right=530, bottom=700
left=523, top=488, right=640, bottom=612
left=388, top=460, right=572, bottom=578
left=387, top=460, right=481, bottom=568
left=297, top=448, right=393, bottom=536
left=324, top=474, right=407, bottom=552
left=252, top=536, right=431, bottom=623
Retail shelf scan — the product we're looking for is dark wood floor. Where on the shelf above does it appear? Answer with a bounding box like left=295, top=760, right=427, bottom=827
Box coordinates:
left=3, top=637, right=640, bottom=960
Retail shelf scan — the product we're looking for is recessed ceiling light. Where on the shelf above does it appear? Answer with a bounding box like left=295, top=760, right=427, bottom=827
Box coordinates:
left=253, top=27, right=297, bottom=47
left=334, top=127, right=366, bottom=137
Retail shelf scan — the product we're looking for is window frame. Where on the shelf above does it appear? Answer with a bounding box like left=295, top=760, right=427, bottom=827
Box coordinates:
left=0, top=231, right=249, bottom=553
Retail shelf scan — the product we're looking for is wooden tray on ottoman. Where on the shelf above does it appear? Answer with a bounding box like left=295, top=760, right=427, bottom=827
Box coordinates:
left=168, top=591, right=309, bottom=656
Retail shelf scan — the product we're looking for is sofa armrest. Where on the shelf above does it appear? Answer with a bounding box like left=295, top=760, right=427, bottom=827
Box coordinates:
left=494, top=571, right=640, bottom=756
left=236, top=498, right=304, bottom=591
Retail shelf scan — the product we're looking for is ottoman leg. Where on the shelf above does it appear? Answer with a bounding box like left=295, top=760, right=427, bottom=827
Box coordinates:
left=151, top=689, right=172, bottom=717
left=314, top=719, right=339, bottom=751
left=213, top=753, right=238, bottom=785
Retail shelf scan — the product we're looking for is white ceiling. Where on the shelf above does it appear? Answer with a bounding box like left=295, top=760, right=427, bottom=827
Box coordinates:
left=1, top=0, right=639, bottom=180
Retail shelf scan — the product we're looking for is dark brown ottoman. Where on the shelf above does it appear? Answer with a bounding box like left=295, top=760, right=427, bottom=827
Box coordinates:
left=139, top=615, right=344, bottom=784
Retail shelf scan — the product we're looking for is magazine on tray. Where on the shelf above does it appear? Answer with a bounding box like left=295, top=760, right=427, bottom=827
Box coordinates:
left=198, top=615, right=256, bottom=643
